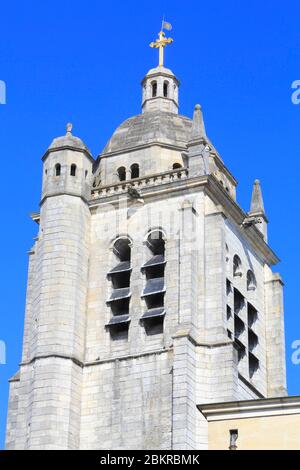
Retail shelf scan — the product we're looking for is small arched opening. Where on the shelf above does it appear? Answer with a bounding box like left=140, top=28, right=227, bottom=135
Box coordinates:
left=233, top=255, right=242, bottom=277
left=55, top=163, right=61, bottom=176
left=117, top=166, right=126, bottom=182
left=147, top=230, right=165, bottom=256
left=113, top=237, right=131, bottom=262
left=172, top=163, right=182, bottom=170
left=142, top=230, right=166, bottom=335
left=151, top=81, right=157, bottom=98
left=163, top=81, right=169, bottom=98
left=130, top=163, right=139, bottom=179
left=70, top=164, right=77, bottom=176
left=247, top=270, right=257, bottom=291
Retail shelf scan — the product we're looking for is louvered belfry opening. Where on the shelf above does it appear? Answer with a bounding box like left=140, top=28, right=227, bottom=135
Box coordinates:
left=141, top=231, right=166, bottom=335
left=106, top=238, right=132, bottom=339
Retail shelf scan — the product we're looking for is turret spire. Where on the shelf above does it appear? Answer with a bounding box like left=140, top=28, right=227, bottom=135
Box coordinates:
left=248, top=179, right=268, bottom=241
left=249, top=179, right=265, bottom=215
left=191, top=104, right=206, bottom=141
left=187, top=104, right=210, bottom=177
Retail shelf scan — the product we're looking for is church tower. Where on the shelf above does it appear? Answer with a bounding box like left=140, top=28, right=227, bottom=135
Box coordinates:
left=6, top=28, right=287, bottom=450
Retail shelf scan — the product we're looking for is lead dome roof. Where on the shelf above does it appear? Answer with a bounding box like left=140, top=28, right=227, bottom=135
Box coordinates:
left=102, top=111, right=192, bottom=155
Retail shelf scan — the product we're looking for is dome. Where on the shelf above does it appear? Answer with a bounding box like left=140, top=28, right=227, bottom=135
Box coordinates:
left=102, top=111, right=192, bottom=155
left=144, top=65, right=176, bottom=78
left=47, top=124, right=91, bottom=155
left=48, top=133, right=89, bottom=152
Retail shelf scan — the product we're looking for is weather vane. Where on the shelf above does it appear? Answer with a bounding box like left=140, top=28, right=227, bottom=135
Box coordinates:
left=150, top=20, right=173, bottom=67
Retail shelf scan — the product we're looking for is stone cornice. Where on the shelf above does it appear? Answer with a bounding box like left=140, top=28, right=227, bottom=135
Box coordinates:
left=198, top=395, right=300, bottom=421
left=19, top=348, right=173, bottom=370
left=42, top=145, right=94, bottom=163
left=141, top=70, right=180, bottom=86
left=95, top=141, right=187, bottom=161
left=40, top=191, right=90, bottom=207
left=89, top=172, right=279, bottom=266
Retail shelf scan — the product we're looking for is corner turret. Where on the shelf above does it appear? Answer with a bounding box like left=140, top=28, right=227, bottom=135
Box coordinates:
left=41, top=123, right=94, bottom=202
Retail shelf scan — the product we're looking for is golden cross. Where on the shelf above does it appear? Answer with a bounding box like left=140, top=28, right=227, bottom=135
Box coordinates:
left=150, top=31, right=173, bottom=67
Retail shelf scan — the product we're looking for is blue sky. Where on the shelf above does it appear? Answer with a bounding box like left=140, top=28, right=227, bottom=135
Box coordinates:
left=0, top=0, right=299, bottom=448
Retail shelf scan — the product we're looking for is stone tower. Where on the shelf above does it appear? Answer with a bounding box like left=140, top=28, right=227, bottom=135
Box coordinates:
left=6, top=29, right=287, bottom=450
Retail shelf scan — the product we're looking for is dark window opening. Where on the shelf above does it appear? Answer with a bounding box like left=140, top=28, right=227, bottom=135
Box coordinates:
left=107, top=238, right=131, bottom=339
left=143, top=316, right=164, bottom=336
left=229, top=429, right=238, bottom=450
left=247, top=270, right=256, bottom=291
left=131, top=163, right=139, bottom=179
left=55, top=163, right=61, bottom=176
left=234, top=315, right=245, bottom=339
left=152, top=81, right=157, bottom=97
left=110, top=297, right=130, bottom=316
left=249, top=353, right=259, bottom=378
left=248, top=303, right=258, bottom=327
left=145, top=263, right=165, bottom=280
left=163, top=81, right=169, bottom=97
left=113, top=238, right=131, bottom=262
left=141, top=231, right=166, bottom=335
left=110, top=270, right=131, bottom=289
left=225, top=243, right=229, bottom=262
left=107, top=316, right=130, bottom=341
left=227, top=305, right=232, bottom=321
left=70, top=164, right=76, bottom=176
left=117, top=167, right=126, bottom=182
left=147, top=231, right=165, bottom=255
left=234, top=339, right=246, bottom=363
left=234, top=288, right=244, bottom=315
left=85, top=170, right=88, bottom=179
left=233, top=255, right=242, bottom=277
left=172, top=163, right=182, bottom=170
left=248, top=329, right=258, bottom=352
left=145, top=292, right=165, bottom=310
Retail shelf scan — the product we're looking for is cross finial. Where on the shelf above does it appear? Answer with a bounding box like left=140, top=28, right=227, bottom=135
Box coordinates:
left=150, top=30, right=173, bottom=67
left=66, top=122, right=73, bottom=135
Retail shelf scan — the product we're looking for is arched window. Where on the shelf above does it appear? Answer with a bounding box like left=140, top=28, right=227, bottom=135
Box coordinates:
left=247, top=270, right=256, bottom=291
left=141, top=230, right=166, bottom=335
left=106, top=237, right=132, bottom=339
left=146, top=230, right=165, bottom=256
left=163, top=81, right=169, bottom=97
left=152, top=81, right=157, bottom=98
left=233, top=255, right=242, bottom=277
left=130, top=163, right=139, bottom=179
left=55, top=163, right=61, bottom=176
left=117, top=166, right=126, bottom=182
left=113, top=237, right=131, bottom=262
left=70, top=164, right=76, bottom=176
left=172, top=163, right=182, bottom=170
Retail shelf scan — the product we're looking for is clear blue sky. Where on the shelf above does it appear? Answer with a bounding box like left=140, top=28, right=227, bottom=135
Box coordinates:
left=0, top=0, right=299, bottom=449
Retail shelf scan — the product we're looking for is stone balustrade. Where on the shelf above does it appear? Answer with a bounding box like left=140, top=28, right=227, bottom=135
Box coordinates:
left=91, top=167, right=188, bottom=200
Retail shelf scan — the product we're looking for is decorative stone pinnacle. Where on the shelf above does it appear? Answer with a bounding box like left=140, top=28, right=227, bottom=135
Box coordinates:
left=190, top=103, right=206, bottom=141
left=249, top=179, right=265, bottom=215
